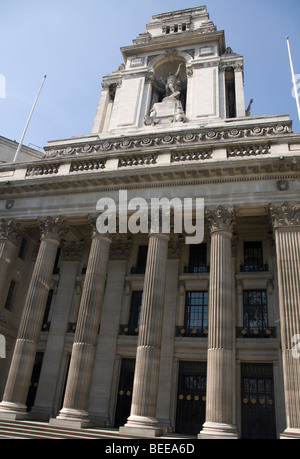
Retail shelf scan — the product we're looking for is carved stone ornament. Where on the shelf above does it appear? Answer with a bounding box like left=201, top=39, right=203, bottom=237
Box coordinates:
left=63, top=240, right=85, bottom=262
left=206, top=205, right=235, bottom=233
left=110, top=242, right=132, bottom=260
left=38, top=216, right=70, bottom=241
left=0, top=218, right=23, bottom=242
left=270, top=201, right=300, bottom=228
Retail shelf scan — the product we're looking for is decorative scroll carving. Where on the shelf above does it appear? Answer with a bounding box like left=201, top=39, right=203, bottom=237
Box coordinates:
left=63, top=241, right=85, bottom=261
left=0, top=218, right=23, bottom=242
left=110, top=242, right=132, bottom=260
left=206, top=206, right=235, bottom=233
left=270, top=202, right=300, bottom=227
left=38, top=216, right=69, bottom=240
left=44, top=123, right=292, bottom=158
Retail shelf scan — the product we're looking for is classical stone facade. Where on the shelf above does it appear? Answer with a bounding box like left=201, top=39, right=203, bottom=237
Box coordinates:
left=0, top=7, right=299, bottom=439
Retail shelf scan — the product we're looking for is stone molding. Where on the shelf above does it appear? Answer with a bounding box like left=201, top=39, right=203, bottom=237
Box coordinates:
left=44, top=123, right=292, bottom=158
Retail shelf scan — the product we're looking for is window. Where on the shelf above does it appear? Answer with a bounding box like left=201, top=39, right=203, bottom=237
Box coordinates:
left=4, top=280, right=15, bottom=311
left=243, top=290, right=268, bottom=331
left=185, top=243, right=208, bottom=273
left=183, top=291, right=208, bottom=336
left=225, top=68, right=236, bottom=118
left=131, top=245, right=148, bottom=274
left=120, top=291, right=143, bottom=335
left=18, top=238, right=26, bottom=259
left=128, top=291, right=143, bottom=332
left=41, top=289, right=54, bottom=332
left=52, top=247, right=61, bottom=274
left=242, top=241, right=267, bottom=272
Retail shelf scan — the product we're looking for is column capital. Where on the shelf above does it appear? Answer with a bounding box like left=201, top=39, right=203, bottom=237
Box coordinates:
left=38, top=216, right=69, bottom=241
left=205, top=205, right=235, bottom=234
left=270, top=201, right=300, bottom=228
left=0, top=218, right=23, bottom=243
left=87, top=214, right=113, bottom=241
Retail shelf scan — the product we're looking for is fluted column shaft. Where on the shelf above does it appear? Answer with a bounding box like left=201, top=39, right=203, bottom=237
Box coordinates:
left=0, top=217, right=68, bottom=419
left=55, top=220, right=112, bottom=426
left=120, top=232, right=169, bottom=437
left=270, top=202, right=300, bottom=438
left=199, top=206, right=239, bottom=439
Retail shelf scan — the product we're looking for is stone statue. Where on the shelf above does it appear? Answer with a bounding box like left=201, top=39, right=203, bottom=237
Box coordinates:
left=160, top=63, right=182, bottom=97
left=246, top=99, right=253, bottom=117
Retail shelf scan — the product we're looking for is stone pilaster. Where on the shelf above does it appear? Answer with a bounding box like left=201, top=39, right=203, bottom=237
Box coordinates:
left=270, top=202, right=300, bottom=439
left=51, top=216, right=112, bottom=428
left=199, top=206, right=239, bottom=439
left=120, top=231, right=169, bottom=437
left=0, top=219, right=23, bottom=305
left=0, top=216, right=68, bottom=420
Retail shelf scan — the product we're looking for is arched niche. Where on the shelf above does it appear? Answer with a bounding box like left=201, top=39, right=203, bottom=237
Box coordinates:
left=150, top=55, right=188, bottom=113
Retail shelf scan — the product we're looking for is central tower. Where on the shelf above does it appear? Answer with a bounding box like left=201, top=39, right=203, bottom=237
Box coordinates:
left=92, top=6, right=246, bottom=137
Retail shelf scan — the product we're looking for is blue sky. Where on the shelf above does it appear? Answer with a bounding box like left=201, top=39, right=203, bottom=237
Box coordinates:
left=0, top=0, right=299, bottom=152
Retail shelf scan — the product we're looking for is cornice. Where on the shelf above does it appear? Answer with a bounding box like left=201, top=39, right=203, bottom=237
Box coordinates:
left=0, top=155, right=299, bottom=202
left=43, top=121, right=294, bottom=159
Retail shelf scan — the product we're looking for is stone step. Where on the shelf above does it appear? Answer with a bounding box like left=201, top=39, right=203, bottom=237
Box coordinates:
left=0, top=420, right=128, bottom=439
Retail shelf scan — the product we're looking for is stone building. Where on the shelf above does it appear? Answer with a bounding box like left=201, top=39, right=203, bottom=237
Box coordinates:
left=0, top=6, right=299, bottom=439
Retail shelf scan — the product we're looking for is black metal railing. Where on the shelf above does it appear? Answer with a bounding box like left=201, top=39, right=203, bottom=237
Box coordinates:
left=176, top=326, right=208, bottom=338
left=183, top=265, right=210, bottom=274
left=239, top=264, right=269, bottom=272
left=236, top=327, right=276, bottom=338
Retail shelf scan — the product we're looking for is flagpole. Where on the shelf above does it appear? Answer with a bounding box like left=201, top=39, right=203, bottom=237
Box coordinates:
left=13, top=74, right=47, bottom=163
left=286, top=37, right=300, bottom=123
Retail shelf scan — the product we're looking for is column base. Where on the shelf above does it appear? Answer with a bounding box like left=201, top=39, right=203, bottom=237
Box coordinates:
left=280, top=428, right=300, bottom=439
left=119, top=415, right=163, bottom=438
left=50, top=408, right=92, bottom=429
left=0, top=401, right=28, bottom=421
left=198, top=421, right=240, bottom=439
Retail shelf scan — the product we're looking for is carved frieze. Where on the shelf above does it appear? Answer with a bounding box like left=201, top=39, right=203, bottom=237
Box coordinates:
left=44, top=123, right=292, bottom=159
left=63, top=240, right=85, bottom=261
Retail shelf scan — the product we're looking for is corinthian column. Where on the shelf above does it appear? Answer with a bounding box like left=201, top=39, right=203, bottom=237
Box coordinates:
left=51, top=216, right=112, bottom=428
left=270, top=201, right=300, bottom=439
left=0, top=216, right=69, bottom=420
left=0, top=219, right=23, bottom=304
left=199, top=206, right=239, bottom=439
left=120, top=231, right=169, bottom=437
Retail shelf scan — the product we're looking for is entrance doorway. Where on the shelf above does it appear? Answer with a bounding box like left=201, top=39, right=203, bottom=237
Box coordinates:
left=241, top=363, right=276, bottom=439
left=114, top=358, right=135, bottom=427
left=176, top=361, right=207, bottom=435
